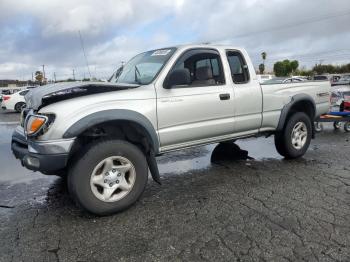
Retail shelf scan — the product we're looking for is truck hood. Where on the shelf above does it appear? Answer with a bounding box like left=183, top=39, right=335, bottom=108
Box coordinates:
left=25, top=81, right=139, bottom=110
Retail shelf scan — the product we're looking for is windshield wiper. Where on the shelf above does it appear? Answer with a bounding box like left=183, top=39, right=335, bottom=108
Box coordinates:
left=134, top=65, right=142, bottom=85
left=108, top=66, right=124, bottom=82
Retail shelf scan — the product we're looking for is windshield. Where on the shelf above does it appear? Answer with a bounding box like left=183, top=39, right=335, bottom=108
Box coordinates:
left=110, top=48, right=176, bottom=85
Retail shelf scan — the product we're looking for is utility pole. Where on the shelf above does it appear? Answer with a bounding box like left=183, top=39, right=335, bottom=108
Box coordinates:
left=31, top=72, right=34, bottom=82
left=54, top=72, right=57, bottom=83
left=42, top=65, right=46, bottom=84
left=72, top=69, right=76, bottom=80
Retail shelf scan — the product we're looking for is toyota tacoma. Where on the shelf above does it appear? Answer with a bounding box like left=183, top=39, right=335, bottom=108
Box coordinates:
left=12, top=44, right=330, bottom=215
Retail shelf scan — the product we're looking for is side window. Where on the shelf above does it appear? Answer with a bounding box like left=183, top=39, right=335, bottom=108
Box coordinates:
left=195, top=58, right=220, bottom=76
left=171, top=49, right=225, bottom=87
left=226, top=51, right=250, bottom=84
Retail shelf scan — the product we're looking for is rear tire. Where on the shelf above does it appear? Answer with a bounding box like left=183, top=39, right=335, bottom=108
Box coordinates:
left=344, top=121, right=350, bottom=132
left=333, top=121, right=341, bottom=130
left=14, top=102, right=26, bottom=113
left=314, top=122, right=323, bottom=133
left=68, top=139, right=148, bottom=216
left=274, top=112, right=312, bottom=159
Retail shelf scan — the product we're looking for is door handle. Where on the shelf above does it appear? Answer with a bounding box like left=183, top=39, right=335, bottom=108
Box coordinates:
left=219, top=93, right=230, bottom=100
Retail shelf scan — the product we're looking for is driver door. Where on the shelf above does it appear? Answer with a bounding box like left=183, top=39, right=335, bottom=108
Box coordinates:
left=156, top=48, right=235, bottom=151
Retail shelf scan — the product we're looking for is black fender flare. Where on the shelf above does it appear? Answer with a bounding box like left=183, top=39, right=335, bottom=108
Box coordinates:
left=276, top=94, right=316, bottom=133
left=63, top=109, right=160, bottom=154
left=63, top=109, right=162, bottom=184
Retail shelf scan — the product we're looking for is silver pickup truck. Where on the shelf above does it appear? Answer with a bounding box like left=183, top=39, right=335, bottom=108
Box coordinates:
left=11, top=44, right=330, bottom=215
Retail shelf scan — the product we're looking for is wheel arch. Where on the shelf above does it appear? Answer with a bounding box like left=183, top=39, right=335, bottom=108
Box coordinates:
left=63, top=109, right=159, bottom=154
left=14, top=101, right=26, bottom=112
left=277, top=94, right=316, bottom=132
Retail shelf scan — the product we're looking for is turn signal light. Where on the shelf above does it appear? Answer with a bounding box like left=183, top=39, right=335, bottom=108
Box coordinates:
left=26, top=115, right=47, bottom=135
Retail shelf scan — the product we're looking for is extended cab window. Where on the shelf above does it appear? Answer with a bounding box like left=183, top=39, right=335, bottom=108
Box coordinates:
left=171, top=49, right=225, bottom=87
left=226, top=51, right=250, bottom=84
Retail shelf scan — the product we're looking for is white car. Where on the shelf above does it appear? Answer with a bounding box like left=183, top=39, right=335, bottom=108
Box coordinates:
left=264, top=77, right=306, bottom=84
left=1, top=89, right=29, bottom=112
left=256, top=74, right=274, bottom=83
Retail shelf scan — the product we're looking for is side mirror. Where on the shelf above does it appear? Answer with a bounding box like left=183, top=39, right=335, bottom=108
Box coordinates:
left=164, top=68, right=191, bottom=89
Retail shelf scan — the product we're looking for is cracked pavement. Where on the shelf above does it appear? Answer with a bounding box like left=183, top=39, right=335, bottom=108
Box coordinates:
left=0, top=111, right=349, bottom=261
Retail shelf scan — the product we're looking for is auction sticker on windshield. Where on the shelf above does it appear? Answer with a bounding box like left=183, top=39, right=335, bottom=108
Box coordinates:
left=151, top=49, right=172, bottom=56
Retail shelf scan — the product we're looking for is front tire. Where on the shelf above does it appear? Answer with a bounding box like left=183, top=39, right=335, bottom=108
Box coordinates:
left=274, top=112, right=312, bottom=159
left=68, top=139, right=148, bottom=216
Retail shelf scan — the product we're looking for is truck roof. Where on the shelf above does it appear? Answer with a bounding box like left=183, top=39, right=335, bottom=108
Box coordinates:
left=171, top=44, right=243, bottom=51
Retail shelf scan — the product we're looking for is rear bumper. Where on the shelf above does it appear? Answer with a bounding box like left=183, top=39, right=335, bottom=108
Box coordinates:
left=11, top=126, right=75, bottom=174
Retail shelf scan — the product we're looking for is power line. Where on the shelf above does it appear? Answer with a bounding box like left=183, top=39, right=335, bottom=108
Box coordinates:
left=211, top=9, right=350, bottom=42
left=251, top=48, right=350, bottom=67
left=253, top=54, right=350, bottom=66
left=251, top=48, right=350, bottom=61
left=265, top=53, right=350, bottom=63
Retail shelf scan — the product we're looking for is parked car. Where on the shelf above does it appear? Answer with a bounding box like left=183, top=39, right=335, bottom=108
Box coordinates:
left=263, top=77, right=306, bottom=84
left=282, top=77, right=306, bottom=83
left=12, top=44, right=330, bottom=215
left=0, top=88, right=22, bottom=95
left=330, top=75, right=342, bottom=85
left=256, top=74, right=274, bottom=83
left=1, top=89, right=29, bottom=112
left=313, top=75, right=330, bottom=81
left=330, top=85, right=350, bottom=109
left=332, top=75, right=350, bottom=86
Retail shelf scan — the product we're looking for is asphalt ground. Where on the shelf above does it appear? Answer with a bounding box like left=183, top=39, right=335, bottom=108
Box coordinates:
left=0, top=110, right=349, bottom=261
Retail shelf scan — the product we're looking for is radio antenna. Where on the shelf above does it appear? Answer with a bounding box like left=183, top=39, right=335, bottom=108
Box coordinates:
left=78, top=30, right=92, bottom=79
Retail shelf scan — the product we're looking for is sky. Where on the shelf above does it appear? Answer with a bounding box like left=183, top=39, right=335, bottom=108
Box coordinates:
left=1, top=0, right=350, bottom=80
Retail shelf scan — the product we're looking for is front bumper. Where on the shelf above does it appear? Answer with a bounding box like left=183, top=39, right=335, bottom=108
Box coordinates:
left=11, top=126, right=75, bottom=174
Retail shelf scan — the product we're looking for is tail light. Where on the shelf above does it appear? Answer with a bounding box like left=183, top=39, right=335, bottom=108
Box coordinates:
left=3, top=96, right=10, bottom=101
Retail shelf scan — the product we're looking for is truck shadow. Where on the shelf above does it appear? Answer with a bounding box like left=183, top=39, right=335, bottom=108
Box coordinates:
left=210, top=142, right=254, bottom=163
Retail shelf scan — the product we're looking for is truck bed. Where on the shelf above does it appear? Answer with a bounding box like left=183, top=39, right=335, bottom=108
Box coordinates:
left=260, top=81, right=330, bottom=131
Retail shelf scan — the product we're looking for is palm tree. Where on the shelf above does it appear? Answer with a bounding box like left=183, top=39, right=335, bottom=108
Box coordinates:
left=259, top=64, right=265, bottom=74
left=260, top=52, right=267, bottom=74
left=261, top=52, right=267, bottom=65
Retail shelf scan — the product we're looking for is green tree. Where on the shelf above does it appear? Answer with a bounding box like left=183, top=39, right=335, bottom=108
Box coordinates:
left=274, top=61, right=285, bottom=77
left=311, top=63, right=350, bottom=75
left=290, top=60, right=299, bottom=73
left=273, top=59, right=299, bottom=77
left=259, top=63, right=265, bottom=74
